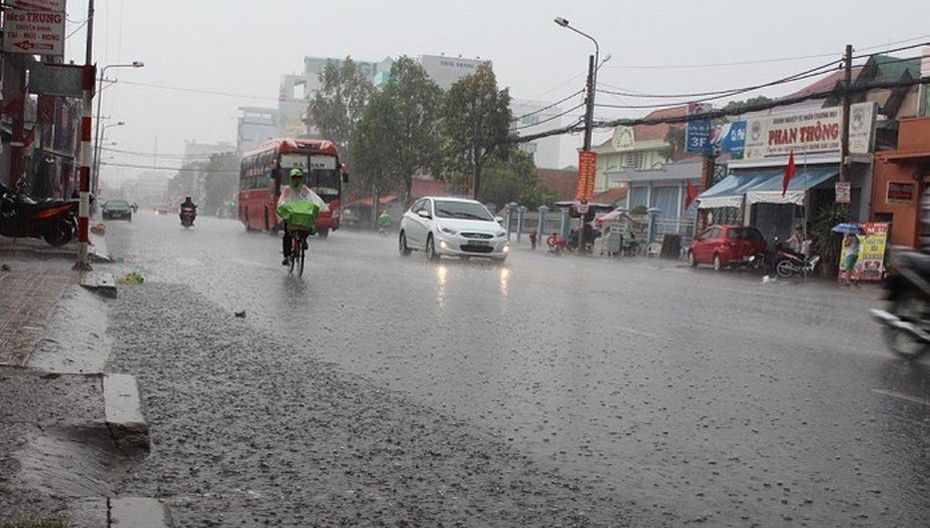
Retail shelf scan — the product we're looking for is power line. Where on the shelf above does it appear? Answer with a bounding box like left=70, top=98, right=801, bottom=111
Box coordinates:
left=118, top=80, right=278, bottom=101
left=504, top=77, right=930, bottom=145
left=100, top=161, right=239, bottom=174
left=511, top=89, right=585, bottom=122
left=511, top=102, right=585, bottom=131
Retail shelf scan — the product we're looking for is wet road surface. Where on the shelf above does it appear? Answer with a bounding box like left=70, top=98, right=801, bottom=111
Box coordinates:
left=103, top=211, right=930, bottom=526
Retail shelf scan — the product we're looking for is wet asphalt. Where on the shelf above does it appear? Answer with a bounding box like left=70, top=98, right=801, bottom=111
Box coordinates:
left=100, top=211, right=930, bottom=527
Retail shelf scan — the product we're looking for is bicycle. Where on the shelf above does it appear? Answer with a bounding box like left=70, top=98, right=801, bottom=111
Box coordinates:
left=288, top=226, right=312, bottom=277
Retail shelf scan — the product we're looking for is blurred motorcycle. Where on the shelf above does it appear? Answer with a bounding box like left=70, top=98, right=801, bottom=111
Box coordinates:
left=871, top=248, right=930, bottom=360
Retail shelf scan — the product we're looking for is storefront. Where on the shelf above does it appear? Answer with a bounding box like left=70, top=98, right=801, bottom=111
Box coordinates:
left=697, top=102, right=877, bottom=243
left=871, top=117, right=930, bottom=248
left=608, top=159, right=702, bottom=239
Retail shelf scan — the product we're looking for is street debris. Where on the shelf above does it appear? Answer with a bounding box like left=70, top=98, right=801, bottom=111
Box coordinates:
left=1, top=263, right=10, bottom=271
left=117, top=271, right=145, bottom=285
left=91, top=223, right=106, bottom=235
left=234, top=310, right=247, bottom=318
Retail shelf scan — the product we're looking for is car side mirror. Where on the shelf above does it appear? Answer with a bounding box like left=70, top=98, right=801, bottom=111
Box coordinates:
left=417, top=210, right=431, bottom=219
left=495, top=216, right=504, bottom=224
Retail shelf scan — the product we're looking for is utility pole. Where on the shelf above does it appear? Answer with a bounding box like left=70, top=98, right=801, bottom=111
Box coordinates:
left=75, top=0, right=96, bottom=270
left=583, top=54, right=595, bottom=152
left=839, top=44, right=853, bottom=183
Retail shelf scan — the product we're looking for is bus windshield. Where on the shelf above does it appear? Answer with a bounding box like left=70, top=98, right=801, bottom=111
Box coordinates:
left=280, top=153, right=340, bottom=199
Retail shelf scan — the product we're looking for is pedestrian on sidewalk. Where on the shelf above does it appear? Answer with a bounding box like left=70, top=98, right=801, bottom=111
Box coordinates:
left=841, top=232, right=860, bottom=286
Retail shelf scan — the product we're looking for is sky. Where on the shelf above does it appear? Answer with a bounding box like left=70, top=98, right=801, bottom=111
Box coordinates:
left=59, top=0, right=930, bottom=186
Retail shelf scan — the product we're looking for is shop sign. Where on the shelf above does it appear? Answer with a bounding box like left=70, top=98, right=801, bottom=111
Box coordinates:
left=886, top=181, right=915, bottom=204
left=686, top=103, right=712, bottom=154
left=835, top=181, right=851, bottom=204
left=744, top=102, right=876, bottom=159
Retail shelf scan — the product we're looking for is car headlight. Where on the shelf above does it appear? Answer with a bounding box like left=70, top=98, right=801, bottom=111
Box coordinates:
left=438, top=225, right=457, bottom=236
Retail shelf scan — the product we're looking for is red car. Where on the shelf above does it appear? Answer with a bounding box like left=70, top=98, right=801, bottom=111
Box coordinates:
left=688, top=225, right=768, bottom=271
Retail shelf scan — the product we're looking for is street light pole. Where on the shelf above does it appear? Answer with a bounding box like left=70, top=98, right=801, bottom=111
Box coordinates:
left=554, top=17, right=599, bottom=152
left=555, top=17, right=601, bottom=253
left=92, top=61, right=144, bottom=197
left=94, top=121, right=124, bottom=193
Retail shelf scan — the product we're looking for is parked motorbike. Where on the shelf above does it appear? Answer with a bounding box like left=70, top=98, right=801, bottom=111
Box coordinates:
left=180, top=206, right=196, bottom=228
left=0, top=179, right=78, bottom=246
left=775, top=250, right=821, bottom=278
left=870, top=248, right=930, bottom=360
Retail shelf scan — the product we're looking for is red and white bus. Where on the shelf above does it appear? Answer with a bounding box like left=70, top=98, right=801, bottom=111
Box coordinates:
left=238, top=138, right=347, bottom=238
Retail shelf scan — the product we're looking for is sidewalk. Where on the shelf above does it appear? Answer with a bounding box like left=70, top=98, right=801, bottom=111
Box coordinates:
left=0, top=234, right=171, bottom=527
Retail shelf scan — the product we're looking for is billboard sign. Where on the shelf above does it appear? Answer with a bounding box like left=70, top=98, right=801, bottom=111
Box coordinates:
left=686, top=103, right=712, bottom=154
left=711, top=121, right=746, bottom=156
left=2, top=9, right=65, bottom=56
left=744, top=102, right=876, bottom=160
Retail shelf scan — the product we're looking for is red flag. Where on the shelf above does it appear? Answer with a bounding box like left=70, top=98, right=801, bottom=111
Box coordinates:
left=685, top=180, right=699, bottom=209
left=782, top=150, right=796, bottom=197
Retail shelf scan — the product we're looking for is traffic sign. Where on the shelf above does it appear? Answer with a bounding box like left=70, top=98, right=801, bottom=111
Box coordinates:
left=2, top=10, right=65, bottom=57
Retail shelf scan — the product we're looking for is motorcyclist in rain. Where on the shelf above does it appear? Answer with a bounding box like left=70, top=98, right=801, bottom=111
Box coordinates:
left=179, top=196, right=197, bottom=225
left=277, top=168, right=328, bottom=265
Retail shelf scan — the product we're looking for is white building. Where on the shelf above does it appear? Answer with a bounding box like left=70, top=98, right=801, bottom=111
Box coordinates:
left=510, top=99, right=567, bottom=169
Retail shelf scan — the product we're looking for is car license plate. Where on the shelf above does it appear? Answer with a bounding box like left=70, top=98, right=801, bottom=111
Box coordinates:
left=468, top=239, right=489, bottom=246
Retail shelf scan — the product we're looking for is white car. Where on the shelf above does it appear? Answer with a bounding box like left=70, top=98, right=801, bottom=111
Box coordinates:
left=398, top=197, right=509, bottom=262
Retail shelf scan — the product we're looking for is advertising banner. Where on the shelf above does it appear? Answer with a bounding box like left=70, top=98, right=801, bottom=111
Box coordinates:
left=686, top=103, right=712, bottom=154
left=576, top=151, right=597, bottom=202
left=838, top=222, right=889, bottom=282
left=711, top=121, right=746, bottom=156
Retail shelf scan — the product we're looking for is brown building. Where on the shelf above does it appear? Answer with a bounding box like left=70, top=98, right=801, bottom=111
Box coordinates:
left=871, top=116, right=930, bottom=247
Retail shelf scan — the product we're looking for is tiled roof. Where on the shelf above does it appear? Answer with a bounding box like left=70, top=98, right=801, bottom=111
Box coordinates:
left=592, top=187, right=628, bottom=205
left=537, top=168, right=578, bottom=201
left=635, top=106, right=689, bottom=141
left=411, top=178, right=451, bottom=199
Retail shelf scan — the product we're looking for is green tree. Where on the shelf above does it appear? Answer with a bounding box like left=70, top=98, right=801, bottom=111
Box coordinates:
left=661, top=126, right=686, bottom=162
left=439, top=63, right=513, bottom=199
left=477, top=150, right=554, bottom=209
left=202, top=152, right=240, bottom=214
left=351, top=57, right=443, bottom=208
left=722, top=96, right=773, bottom=116
left=306, top=57, right=374, bottom=167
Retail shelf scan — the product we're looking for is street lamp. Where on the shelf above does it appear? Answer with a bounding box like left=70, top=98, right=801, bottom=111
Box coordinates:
left=92, top=61, right=144, bottom=196
left=555, top=17, right=602, bottom=253
left=94, top=120, right=124, bottom=194
left=554, top=17, right=598, bottom=152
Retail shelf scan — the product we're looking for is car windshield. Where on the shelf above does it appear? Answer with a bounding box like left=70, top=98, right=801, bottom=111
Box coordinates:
left=433, top=200, right=494, bottom=221
left=107, top=200, right=129, bottom=208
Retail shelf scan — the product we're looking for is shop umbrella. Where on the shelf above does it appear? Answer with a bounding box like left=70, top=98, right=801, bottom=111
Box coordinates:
left=831, top=223, right=864, bottom=235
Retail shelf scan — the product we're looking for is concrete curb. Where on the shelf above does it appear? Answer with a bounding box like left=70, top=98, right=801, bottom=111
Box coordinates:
left=104, top=373, right=150, bottom=451
left=80, top=270, right=117, bottom=298
left=111, top=497, right=173, bottom=527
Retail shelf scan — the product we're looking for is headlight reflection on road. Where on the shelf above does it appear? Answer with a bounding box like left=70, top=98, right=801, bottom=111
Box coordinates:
left=499, top=267, right=510, bottom=297
left=435, top=264, right=448, bottom=308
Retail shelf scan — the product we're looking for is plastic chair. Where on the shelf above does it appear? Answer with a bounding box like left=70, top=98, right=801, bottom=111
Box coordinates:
left=646, top=242, right=661, bottom=258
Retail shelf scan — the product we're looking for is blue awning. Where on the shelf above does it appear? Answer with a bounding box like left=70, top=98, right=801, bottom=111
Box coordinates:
left=697, top=166, right=838, bottom=209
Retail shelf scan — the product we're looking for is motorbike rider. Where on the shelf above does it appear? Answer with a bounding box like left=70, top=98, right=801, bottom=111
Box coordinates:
left=179, top=196, right=197, bottom=214
left=278, top=168, right=328, bottom=265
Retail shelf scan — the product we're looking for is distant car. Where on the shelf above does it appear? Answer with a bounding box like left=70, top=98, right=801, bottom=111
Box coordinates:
left=398, top=196, right=509, bottom=263
left=102, top=199, right=132, bottom=221
left=688, top=225, right=767, bottom=271
left=154, top=204, right=170, bottom=215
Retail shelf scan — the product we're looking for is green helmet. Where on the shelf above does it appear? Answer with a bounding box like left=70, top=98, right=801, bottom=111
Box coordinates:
left=289, top=168, right=304, bottom=178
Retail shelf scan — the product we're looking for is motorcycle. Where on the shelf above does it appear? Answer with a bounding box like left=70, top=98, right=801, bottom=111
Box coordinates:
left=870, top=248, right=930, bottom=360
left=0, top=179, right=78, bottom=246
left=179, top=206, right=196, bottom=228
left=775, top=250, right=821, bottom=279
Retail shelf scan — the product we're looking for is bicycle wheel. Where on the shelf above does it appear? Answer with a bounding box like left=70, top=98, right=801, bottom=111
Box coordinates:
left=289, top=237, right=299, bottom=274
left=297, top=234, right=306, bottom=277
